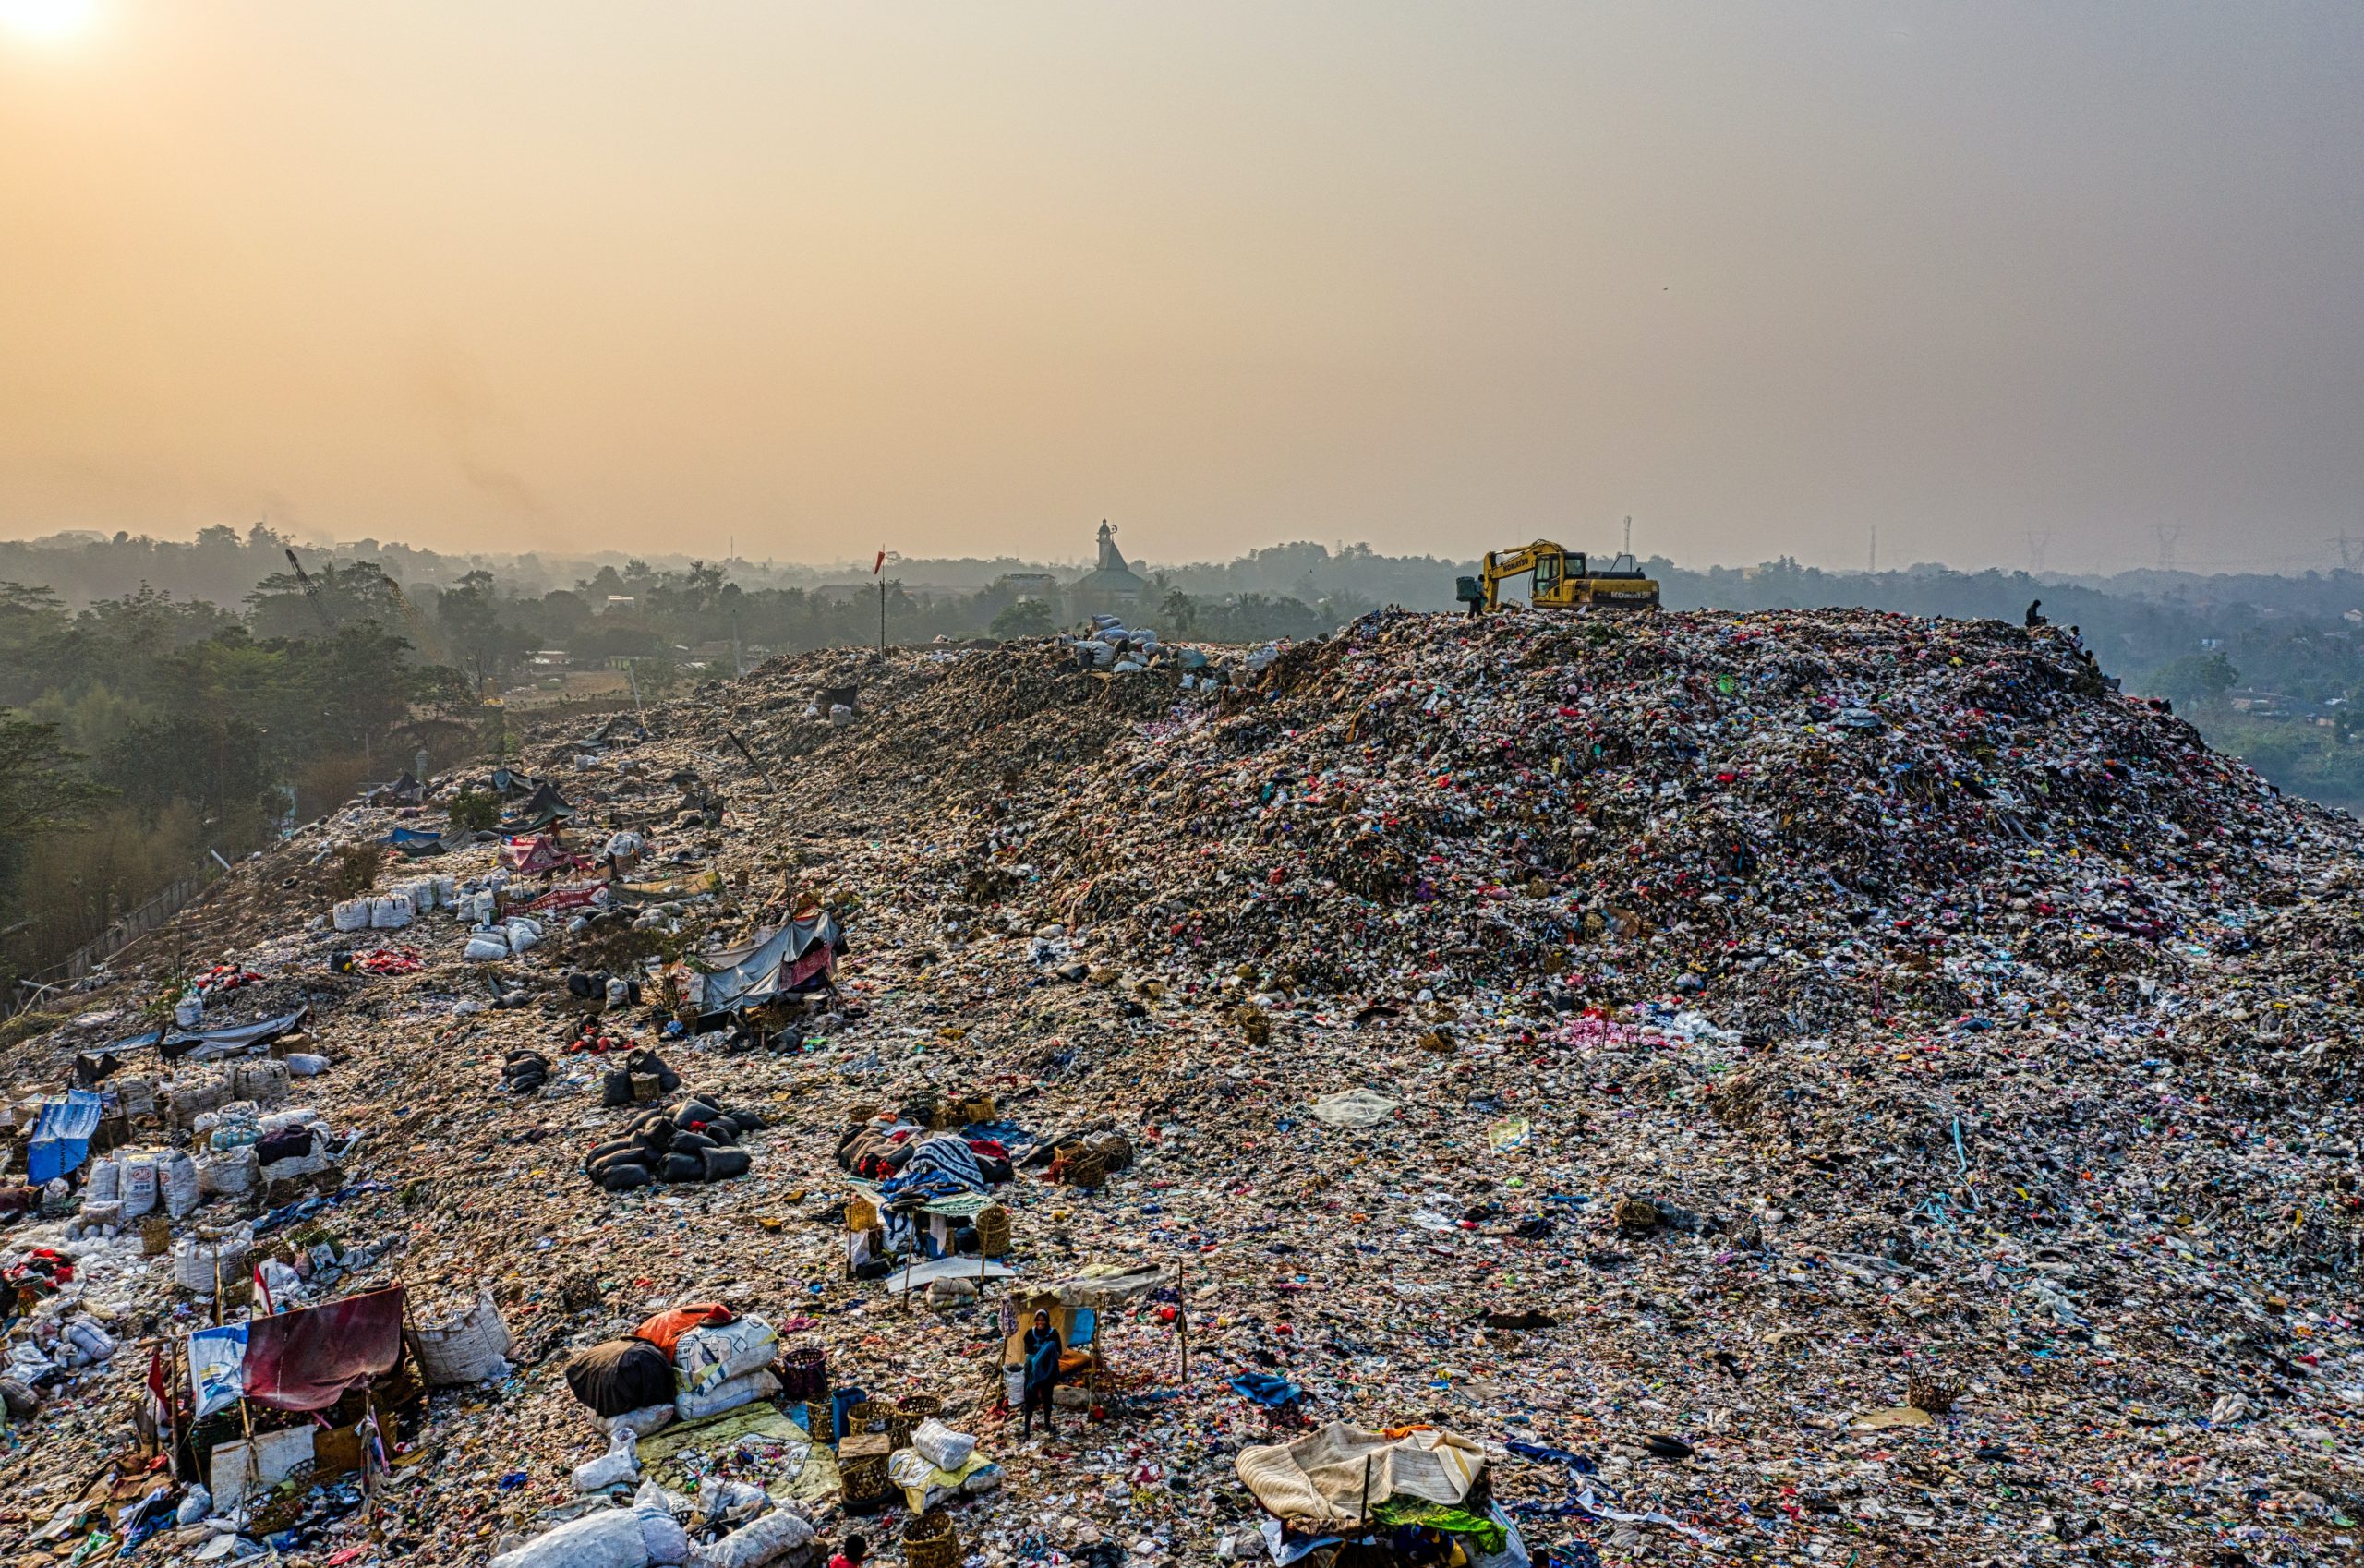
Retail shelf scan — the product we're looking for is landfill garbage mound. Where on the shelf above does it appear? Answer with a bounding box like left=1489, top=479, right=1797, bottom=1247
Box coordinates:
left=992, top=609, right=2357, bottom=1051
left=1, top=608, right=2358, bottom=1568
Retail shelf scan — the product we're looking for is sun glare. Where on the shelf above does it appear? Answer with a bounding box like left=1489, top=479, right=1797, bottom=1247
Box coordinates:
left=0, top=0, right=96, bottom=44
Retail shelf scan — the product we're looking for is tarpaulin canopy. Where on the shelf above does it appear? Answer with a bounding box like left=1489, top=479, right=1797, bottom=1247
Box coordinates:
left=696, top=911, right=845, bottom=1019
left=1044, top=1263, right=1171, bottom=1308
left=27, top=1090, right=103, bottom=1185
left=1236, top=1422, right=1490, bottom=1530
left=240, top=1286, right=407, bottom=1412
left=385, top=824, right=480, bottom=858
left=103, top=1007, right=310, bottom=1064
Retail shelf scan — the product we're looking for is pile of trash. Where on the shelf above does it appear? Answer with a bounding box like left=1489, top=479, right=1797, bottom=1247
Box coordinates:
left=2, top=607, right=2359, bottom=1568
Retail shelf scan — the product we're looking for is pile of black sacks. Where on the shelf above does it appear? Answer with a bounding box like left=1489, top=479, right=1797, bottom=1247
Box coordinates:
left=584, top=1094, right=764, bottom=1191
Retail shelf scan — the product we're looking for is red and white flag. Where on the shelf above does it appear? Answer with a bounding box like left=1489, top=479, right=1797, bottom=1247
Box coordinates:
left=873, top=549, right=886, bottom=575
left=145, top=1345, right=171, bottom=1429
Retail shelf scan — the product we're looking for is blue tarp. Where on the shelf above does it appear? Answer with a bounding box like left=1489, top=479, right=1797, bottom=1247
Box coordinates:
left=27, top=1089, right=103, bottom=1185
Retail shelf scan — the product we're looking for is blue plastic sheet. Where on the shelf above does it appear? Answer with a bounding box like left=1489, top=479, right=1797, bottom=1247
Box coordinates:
left=26, top=1089, right=103, bottom=1185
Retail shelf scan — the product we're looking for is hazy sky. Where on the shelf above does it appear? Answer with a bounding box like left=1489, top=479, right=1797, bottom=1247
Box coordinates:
left=4, top=3, right=2360, bottom=573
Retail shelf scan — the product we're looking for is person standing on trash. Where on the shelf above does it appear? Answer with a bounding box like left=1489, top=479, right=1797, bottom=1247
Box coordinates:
left=1021, top=1308, right=1063, bottom=1441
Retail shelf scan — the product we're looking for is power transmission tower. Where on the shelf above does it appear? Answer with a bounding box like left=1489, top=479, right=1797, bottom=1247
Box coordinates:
left=1622, top=515, right=1633, bottom=556
left=2329, top=534, right=2359, bottom=572
left=2152, top=524, right=2182, bottom=573
left=1868, top=525, right=1878, bottom=574
left=2024, top=528, right=2050, bottom=575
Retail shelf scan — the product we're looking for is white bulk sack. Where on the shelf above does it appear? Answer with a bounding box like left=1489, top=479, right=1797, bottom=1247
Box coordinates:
left=603, top=1403, right=676, bottom=1440
left=198, top=1146, right=257, bottom=1198
left=332, top=899, right=369, bottom=933
left=487, top=1505, right=668, bottom=1568
left=118, top=1156, right=158, bottom=1219
left=698, top=1509, right=814, bottom=1568
left=161, top=1152, right=202, bottom=1218
left=370, top=893, right=413, bottom=930
left=674, top=1368, right=779, bottom=1422
left=86, top=1159, right=119, bottom=1203
left=673, top=1317, right=777, bottom=1395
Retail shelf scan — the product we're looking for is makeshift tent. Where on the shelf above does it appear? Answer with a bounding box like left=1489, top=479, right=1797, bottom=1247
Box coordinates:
left=488, top=766, right=541, bottom=799
left=1236, top=1422, right=1490, bottom=1532
left=26, top=1090, right=103, bottom=1184
left=1000, top=1264, right=1174, bottom=1398
left=499, top=782, right=574, bottom=833
left=240, top=1286, right=408, bottom=1412
left=695, top=911, right=845, bottom=1022
left=503, top=835, right=588, bottom=876
left=368, top=772, right=425, bottom=806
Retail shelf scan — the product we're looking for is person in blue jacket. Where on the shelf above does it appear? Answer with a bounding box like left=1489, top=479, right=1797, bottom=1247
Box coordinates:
left=1021, top=1309, right=1063, bottom=1441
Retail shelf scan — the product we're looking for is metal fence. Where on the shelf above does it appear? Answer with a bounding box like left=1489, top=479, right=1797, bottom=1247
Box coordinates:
left=11, top=870, right=218, bottom=1007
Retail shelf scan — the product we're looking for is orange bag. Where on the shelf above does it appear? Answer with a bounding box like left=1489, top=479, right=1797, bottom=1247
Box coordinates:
left=634, top=1301, right=736, bottom=1357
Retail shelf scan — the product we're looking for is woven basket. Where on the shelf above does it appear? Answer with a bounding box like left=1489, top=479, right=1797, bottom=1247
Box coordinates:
left=778, top=1345, right=828, bottom=1403
left=1906, top=1372, right=1962, bottom=1416
left=847, top=1399, right=890, bottom=1435
left=885, top=1413, right=913, bottom=1451
left=959, top=1094, right=995, bottom=1125
left=802, top=1399, right=833, bottom=1441
left=139, top=1216, right=171, bottom=1257
left=409, top=1291, right=514, bottom=1386
left=840, top=1453, right=889, bottom=1513
left=1066, top=1147, right=1107, bottom=1189
left=845, top=1195, right=881, bottom=1233
left=975, top=1203, right=1011, bottom=1258
left=895, top=1393, right=943, bottom=1421
left=902, top=1508, right=959, bottom=1568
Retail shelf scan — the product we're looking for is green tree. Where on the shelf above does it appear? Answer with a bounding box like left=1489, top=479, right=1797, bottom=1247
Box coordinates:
left=0, top=717, right=110, bottom=843
left=2146, top=650, right=2238, bottom=709
left=1159, top=587, right=1199, bottom=634
left=990, top=598, right=1055, bottom=639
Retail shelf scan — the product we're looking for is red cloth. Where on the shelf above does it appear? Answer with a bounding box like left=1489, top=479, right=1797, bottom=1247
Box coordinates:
left=633, top=1302, right=736, bottom=1357
left=241, top=1286, right=407, bottom=1412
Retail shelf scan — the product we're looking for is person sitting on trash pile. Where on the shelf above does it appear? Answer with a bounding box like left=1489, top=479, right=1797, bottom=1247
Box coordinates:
left=1021, top=1309, right=1062, bottom=1441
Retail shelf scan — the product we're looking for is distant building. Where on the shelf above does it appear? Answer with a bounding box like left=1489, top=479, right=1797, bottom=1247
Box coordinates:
left=998, top=572, right=1059, bottom=602
left=1068, top=521, right=1149, bottom=619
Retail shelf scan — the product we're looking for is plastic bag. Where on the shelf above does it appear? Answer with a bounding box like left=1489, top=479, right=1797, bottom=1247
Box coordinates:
left=911, top=1417, right=975, bottom=1472
left=85, top=1159, right=119, bottom=1203
left=573, top=1429, right=642, bottom=1492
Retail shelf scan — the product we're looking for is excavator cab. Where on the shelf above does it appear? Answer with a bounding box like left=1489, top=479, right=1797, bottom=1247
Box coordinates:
left=1459, top=540, right=1659, bottom=614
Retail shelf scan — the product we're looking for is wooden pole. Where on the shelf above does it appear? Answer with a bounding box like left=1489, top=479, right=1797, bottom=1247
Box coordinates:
left=1176, top=1256, right=1188, bottom=1385
left=166, top=1334, right=187, bottom=1482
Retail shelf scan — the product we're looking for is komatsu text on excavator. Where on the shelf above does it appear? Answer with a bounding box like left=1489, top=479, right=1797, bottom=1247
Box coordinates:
left=1455, top=541, right=1660, bottom=614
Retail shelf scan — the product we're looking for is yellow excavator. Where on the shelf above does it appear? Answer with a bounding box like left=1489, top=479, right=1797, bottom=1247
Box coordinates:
left=1456, top=541, right=1660, bottom=614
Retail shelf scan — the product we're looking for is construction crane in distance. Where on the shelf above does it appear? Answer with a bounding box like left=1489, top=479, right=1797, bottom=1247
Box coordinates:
left=283, top=548, right=339, bottom=634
